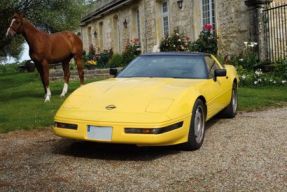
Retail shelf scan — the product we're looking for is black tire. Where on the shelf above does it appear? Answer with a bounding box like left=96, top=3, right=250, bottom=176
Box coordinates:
left=182, top=99, right=206, bottom=150
left=221, top=83, right=238, bottom=118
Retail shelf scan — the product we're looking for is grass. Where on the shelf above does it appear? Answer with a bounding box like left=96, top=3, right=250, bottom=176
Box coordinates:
left=1, top=72, right=287, bottom=133
left=0, top=71, right=103, bottom=133
left=238, top=87, right=287, bottom=111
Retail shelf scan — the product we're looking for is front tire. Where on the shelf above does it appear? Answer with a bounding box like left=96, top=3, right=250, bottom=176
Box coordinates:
left=183, top=99, right=206, bottom=150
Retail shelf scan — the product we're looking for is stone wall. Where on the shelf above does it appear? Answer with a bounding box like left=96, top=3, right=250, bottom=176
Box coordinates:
left=169, top=1, right=193, bottom=39
left=216, top=0, right=252, bottom=57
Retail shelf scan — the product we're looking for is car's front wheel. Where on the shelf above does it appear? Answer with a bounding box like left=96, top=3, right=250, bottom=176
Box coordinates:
left=183, top=99, right=206, bottom=150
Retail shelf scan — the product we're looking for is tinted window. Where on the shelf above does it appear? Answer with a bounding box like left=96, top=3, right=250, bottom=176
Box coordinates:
left=118, top=55, right=208, bottom=79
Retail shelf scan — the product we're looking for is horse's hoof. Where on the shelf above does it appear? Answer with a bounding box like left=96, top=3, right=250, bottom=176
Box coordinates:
left=44, top=96, right=51, bottom=102
left=60, top=94, right=66, bottom=98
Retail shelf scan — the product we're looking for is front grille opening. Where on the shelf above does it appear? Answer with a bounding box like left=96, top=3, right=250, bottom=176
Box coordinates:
left=55, top=122, right=78, bottom=130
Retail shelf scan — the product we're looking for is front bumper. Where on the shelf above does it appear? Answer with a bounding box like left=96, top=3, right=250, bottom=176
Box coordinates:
left=53, top=115, right=191, bottom=146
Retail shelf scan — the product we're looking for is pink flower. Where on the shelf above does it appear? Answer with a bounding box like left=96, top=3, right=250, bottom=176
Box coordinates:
left=203, top=24, right=213, bottom=31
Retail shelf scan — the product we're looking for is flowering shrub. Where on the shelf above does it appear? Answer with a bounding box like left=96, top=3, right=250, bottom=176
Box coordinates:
left=83, top=49, right=113, bottom=69
left=87, top=60, right=97, bottom=65
left=189, top=24, right=217, bottom=54
left=235, top=41, right=259, bottom=70
left=238, top=66, right=287, bottom=87
left=85, top=59, right=97, bottom=70
left=159, top=30, right=191, bottom=52
left=229, top=40, right=287, bottom=87
left=122, top=38, right=141, bottom=65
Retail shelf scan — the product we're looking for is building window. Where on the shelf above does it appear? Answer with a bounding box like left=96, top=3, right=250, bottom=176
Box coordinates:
left=162, top=1, right=169, bottom=36
left=113, top=15, right=120, bottom=53
left=136, top=9, right=141, bottom=41
left=88, top=26, right=92, bottom=44
left=99, top=22, right=103, bottom=51
left=202, top=0, right=216, bottom=29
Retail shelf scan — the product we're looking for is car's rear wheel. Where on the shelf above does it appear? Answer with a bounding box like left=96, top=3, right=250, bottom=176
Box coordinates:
left=183, top=99, right=206, bottom=150
left=221, top=83, right=238, bottom=118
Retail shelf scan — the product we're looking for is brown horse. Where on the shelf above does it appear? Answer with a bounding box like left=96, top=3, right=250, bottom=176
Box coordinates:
left=6, top=13, right=84, bottom=102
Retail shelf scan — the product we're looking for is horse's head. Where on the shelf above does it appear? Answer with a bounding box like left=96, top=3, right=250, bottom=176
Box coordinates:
left=6, top=12, right=25, bottom=38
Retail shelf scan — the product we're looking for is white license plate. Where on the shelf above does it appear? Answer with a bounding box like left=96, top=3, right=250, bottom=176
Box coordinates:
left=87, top=126, right=113, bottom=141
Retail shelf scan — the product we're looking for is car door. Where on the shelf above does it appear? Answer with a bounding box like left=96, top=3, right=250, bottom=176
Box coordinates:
left=211, top=55, right=232, bottom=108
left=202, top=55, right=227, bottom=118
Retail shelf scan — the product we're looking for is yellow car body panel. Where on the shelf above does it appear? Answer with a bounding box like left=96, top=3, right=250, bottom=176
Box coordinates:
left=53, top=54, right=239, bottom=146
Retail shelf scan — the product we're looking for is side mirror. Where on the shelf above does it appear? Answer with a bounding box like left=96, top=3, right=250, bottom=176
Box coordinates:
left=109, top=68, right=118, bottom=77
left=214, top=69, right=226, bottom=81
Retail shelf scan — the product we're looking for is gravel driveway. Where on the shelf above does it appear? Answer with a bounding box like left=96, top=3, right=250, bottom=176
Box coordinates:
left=1, top=108, right=286, bottom=192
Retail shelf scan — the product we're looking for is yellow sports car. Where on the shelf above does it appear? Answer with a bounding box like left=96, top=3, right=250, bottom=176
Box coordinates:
left=53, top=52, right=239, bottom=150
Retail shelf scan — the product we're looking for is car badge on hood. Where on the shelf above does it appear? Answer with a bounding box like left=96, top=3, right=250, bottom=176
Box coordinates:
left=106, top=105, right=117, bottom=110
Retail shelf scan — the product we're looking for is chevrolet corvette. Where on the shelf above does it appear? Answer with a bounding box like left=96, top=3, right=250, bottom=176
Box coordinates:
left=53, top=52, right=239, bottom=150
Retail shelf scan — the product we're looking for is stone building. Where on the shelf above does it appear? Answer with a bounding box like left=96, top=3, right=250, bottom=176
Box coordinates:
left=80, top=0, right=284, bottom=59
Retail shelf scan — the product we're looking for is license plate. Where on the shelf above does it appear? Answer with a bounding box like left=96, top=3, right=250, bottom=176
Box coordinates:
left=87, top=126, right=113, bottom=141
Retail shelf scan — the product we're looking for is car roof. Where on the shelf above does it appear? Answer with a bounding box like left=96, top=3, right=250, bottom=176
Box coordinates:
left=141, top=52, right=211, bottom=56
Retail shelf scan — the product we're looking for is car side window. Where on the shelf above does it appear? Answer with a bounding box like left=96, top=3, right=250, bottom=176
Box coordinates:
left=205, top=56, right=219, bottom=78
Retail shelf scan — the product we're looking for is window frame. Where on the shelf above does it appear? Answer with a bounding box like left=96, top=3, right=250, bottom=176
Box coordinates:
left=201, top=0, right=216, bottom=29
left=162, top=0, right=170, bottom=37
left=136, top=8, right=141, bottom=41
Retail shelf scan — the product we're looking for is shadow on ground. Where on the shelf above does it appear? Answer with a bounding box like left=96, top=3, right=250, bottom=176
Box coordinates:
left=53, top=139, right=182, bottom=161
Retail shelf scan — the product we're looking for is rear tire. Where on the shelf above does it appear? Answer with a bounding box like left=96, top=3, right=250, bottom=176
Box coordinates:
left=182, top=99, right=206, bottom=150
left=221, top=83, right=238, bottom=118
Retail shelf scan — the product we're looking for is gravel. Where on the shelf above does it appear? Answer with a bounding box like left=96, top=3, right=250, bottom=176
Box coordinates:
left=0, top=108, right=287, bottom=191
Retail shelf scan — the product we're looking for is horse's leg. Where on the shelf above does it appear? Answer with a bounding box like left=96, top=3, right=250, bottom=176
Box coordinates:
left=35, top=62, right=46, bottom=94
left=74, top=54, right=84, bottom=85
left=42, top=60, right=51, bottom=102
left=60, top=58, right=71, bottom=97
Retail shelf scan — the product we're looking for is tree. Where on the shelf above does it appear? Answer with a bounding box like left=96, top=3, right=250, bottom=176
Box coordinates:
left=0, top=0, right=87, bottom=62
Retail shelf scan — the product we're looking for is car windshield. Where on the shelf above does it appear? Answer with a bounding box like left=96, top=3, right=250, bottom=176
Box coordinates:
left=117, top=55, right=208, bottom=79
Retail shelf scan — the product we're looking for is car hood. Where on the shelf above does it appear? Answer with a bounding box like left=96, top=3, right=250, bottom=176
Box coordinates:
left=56, top=78, right=204, bottom=122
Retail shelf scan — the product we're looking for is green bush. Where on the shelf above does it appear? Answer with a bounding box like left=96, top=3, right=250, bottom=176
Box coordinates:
left=273, top=59, right=287, bottom=80
left=96, top=52, right=111, bottom=68
left=0, top=63, right=21, bottom=74
left=108, top=54, right=123, bottom=67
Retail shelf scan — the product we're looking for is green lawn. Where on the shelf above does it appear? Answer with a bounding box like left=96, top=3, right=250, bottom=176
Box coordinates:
left=238, top=87, right=287, bottom=111
left=1, top=72, right=287, bottom=133
left=0, top=72, right=103, bottom=133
